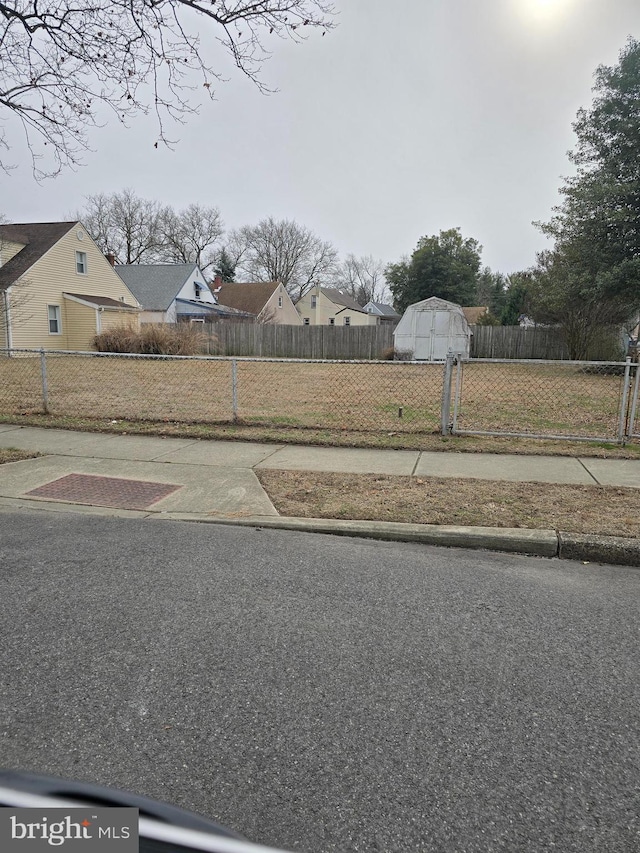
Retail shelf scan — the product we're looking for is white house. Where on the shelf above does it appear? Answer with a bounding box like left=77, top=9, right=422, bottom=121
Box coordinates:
left=363, top=301, right=401, bottom=325
left=115, top=263, right=239, bottom=323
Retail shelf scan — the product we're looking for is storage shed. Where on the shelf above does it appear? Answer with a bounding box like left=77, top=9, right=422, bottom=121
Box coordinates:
left=393, top=296, right=471, bottom=361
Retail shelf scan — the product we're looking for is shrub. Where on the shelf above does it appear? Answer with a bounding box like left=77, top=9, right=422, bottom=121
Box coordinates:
left=93, top=325, right=138, bottom=353
left=393, top=348, right=415, bottom=361
left=379, top=346, right=414, bottom=361
left=94, top=323, right=207, bottom=356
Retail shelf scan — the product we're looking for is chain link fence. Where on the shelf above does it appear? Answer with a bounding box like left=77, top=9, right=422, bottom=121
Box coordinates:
left=450, top=357, right=637, bottom=443
left=1, top=349, right=639, bottom=443
left=0, top=350, right=443, bottom=434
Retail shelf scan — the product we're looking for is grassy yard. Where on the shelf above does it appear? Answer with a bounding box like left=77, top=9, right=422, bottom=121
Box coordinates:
left=0, top=354, right=634, bottom=443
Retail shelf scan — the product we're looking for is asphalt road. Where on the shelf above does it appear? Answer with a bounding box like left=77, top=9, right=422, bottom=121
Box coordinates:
left=1, top=509, right=640, bottom=852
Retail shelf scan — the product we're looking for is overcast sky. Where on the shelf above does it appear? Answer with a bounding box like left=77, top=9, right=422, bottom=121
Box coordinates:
left=2, top=0, right=640, bottom=276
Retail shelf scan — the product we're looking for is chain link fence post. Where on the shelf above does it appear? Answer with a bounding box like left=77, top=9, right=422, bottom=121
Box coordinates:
left=231, top=358, right=238, bottom=422
left=618, top=356, right=632, bottom=444
left=40, top=348, right=49, bottom=414
left=626, top=356, right=640, bottom=443
left=440, top=351, right=455, bottom=435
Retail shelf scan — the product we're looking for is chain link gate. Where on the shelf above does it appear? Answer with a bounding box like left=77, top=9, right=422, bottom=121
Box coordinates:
left=446, top=355, right=639, bottom=445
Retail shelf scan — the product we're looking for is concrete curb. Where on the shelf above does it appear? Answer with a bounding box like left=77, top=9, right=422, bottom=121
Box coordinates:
left=558, top=531, right=640, bottom=567
left=160, top=515, right=640, bottom=567
left=155, top=513, right=559, bottom=558
left=2, top=498, right=640, bottom=567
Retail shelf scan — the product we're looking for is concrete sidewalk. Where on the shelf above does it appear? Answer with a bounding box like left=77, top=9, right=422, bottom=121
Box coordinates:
left=1, top=424, right=639, bottom=565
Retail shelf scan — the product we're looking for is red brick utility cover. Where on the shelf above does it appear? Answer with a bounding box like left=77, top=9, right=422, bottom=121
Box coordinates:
left=26, top=473, right=182, bottom=510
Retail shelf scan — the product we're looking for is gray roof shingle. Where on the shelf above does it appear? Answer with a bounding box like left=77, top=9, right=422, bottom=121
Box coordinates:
left=367, top=302, right=400, bottom=317
left=114, top=264, right=205, bottom=311
left=320, top=288, right=367, bottom=313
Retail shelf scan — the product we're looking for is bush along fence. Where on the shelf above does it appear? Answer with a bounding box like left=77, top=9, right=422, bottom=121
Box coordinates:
left=1, top=349, right=639, bottom=444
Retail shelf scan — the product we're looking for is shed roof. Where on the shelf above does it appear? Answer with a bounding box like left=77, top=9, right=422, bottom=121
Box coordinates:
left=175, top=298, right=254, bottom=319
left=115, top=263, right=205, bottom=311
left=64, top=292, right=138, bottom=310
left=0, top=222, right=77, bottom=292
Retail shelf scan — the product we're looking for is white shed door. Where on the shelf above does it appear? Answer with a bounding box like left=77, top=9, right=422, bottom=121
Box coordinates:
left=412, top=309, right=453, bottom=360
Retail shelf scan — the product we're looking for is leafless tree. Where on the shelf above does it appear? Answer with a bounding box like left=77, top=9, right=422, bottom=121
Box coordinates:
left=0, top=0, right=336, bottom=178
left=231, top=217, right=338, bottom=300
left=158, top=203, right=224, bottom=271
left=332, top=253, right=388, bottom=306
left=74, top=189, right=164, bottom=264
left=75, top=190, right=224, bottom=268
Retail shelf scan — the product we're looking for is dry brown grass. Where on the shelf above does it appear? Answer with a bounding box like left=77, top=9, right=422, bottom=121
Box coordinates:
left=454, top=361, right=625, bottom=438
left=0, top=355, right=635, bottom=443
left=94, top=323, right=208, bottom=355
left=257, top=470, right=640, bottom=538
left=2, top=412, right=640, bottom=458
left=0, top=448, right=40, bottom=464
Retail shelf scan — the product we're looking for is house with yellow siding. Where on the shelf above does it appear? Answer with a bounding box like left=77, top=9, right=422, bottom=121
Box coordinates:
left=295, top=285, right=377, bottom=327
left=0, top=221, right=140, bottom=351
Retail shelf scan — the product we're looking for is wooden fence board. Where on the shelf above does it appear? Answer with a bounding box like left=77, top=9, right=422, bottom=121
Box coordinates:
left=202, top=324, right=395, bottom=360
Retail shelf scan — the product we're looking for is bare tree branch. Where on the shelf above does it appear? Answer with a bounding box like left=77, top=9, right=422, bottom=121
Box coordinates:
left=158, top=203, right=224, bottom=270
left=0, top=0, right=336, bottom=178
left=231, top=216, right=338, bottom=300
left=73, top=188, right=164, bottom=264
left=331, top=253, right=388, bottom=306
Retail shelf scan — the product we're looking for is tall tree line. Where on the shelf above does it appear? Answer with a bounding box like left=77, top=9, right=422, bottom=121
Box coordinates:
left=73, top=190, right=389, bottom=304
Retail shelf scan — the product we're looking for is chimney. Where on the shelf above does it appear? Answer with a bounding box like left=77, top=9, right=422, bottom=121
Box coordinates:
left=213, top=274, right=222, bottom=287
left=106, top=253, right=115, bottom=266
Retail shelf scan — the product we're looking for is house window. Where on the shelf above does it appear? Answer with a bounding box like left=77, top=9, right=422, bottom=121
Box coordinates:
left=194, top=282, right=202, bottom=300
left=311, top=295, right=317, bottom=309
left=329, top=318, right=335, bottom=325
left=278, top=296, right=283, bottom=308
left=76, top=251, right=87, bottom=274
left=303, top=318, right=310, bottom=325
left=190, top=317, right=205, bottom=324
left=344, top=316, right=351, bottom=326
left=48, top=305, right=61, bottom=334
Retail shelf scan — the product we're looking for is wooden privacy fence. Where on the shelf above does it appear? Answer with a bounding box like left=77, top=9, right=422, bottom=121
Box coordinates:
left=202, top=323, right=395, bottom=360
left=470, top=326, right=568, bottom=359
left=469, top=325, right=626, bottom=360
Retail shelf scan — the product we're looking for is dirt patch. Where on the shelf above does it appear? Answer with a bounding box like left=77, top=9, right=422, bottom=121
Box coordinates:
left=257, top=470, right=640, bottom=538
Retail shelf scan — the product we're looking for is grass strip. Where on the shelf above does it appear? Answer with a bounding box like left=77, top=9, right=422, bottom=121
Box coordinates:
left=1, top=413, right=640, bottom=458
left=256, top=470, right=640, bottom=539
left=0, top=449, right=40, bottom=465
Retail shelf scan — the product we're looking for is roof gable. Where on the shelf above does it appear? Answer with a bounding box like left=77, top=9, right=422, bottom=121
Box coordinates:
left=409, top=296, right=463, bottom=312
left=0, top=222, right=77, bottom=291
left=216, top=282, right=280, bottom=315
left=462, top=306, right=489, bottom=325
left=114, top=263, right=201, bottom=310
left=320, top=287, right=367, bottom=313
left=364, top=301, right=400, bottom=317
